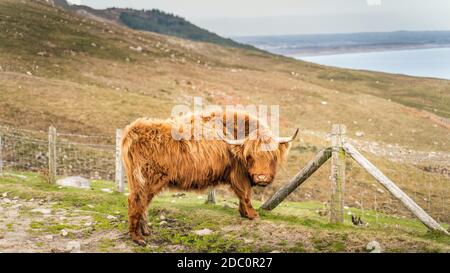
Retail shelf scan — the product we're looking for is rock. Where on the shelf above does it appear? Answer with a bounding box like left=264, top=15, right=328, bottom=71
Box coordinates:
left=159, top=214, right=166, bottom=221
left=2, top=192, right=8, bottom=198
left=172, top=193, right=186, bottom=198
left=355, top=131, right=365, bottom=137
left=66, top=241, right=81, bottom=253
left=320, top=101, right=328, bottom=105
left=87, top=204, right=94, bottom=208
left=31, top=208, right=52, bottom=215
left=106, top=215, right=117, bottom=220
left=26, top=71, right=32, bottom=76
left=101, top=188, right=113, bottom=193
left=2, top=198, right=12, bottom=204
left=129, top=46, right=142, bottom=52
left=159, top=221, right=168, bottom=226
left=193, top=228, right=213, bottom=236
left=366, top=241, right=382, bottom=253
left=44, top=235, right=54, bottom=241
left=377, top=188, right=385, bottom=194
left=56, top=176, right=90, bottom=189
left=270, top=250, right=280, bottom=253
left=61, top=229, right=68, bottom=237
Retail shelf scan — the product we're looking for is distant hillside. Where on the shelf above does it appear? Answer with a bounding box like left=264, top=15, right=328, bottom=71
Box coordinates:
left=54, top=0, right=256, bottom=50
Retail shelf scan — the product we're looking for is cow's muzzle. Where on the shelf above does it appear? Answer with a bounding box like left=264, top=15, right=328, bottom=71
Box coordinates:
left=252, top=175, right=272, bottom=187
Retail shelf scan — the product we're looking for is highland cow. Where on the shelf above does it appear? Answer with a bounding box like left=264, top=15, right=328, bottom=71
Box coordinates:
left=121, top=110, right=298, bottom=245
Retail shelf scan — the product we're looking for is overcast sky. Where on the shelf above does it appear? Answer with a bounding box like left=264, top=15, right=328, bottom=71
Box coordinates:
left=70, top=0, right=450, bottom=37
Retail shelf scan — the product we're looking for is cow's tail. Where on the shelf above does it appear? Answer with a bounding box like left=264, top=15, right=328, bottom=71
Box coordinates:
left=121, top=126, right=146, bottom=193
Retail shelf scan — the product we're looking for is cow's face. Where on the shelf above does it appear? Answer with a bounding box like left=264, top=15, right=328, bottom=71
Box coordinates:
left=246, top=153, right=278, bottom=187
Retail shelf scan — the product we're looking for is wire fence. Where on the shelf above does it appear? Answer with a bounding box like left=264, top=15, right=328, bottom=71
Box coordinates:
left=0, top=124, right=448, bottom=226
left=0, top=124, right=116, bottom=181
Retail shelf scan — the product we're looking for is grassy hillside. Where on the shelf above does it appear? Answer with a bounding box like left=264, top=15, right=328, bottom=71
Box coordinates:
left=0, top=172, right=448, bottom=253
left=54, top=0, right=256, bottom=50
left=0, top=0, right=449, bottom=225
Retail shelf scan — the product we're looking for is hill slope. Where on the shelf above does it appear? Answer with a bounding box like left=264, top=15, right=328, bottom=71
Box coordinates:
left=54, top=0, right=256, bottom=50
left=0, top=0, right=449, bottom=223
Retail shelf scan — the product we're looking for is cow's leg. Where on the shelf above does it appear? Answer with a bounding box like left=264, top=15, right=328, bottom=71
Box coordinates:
left=230, top=181, right=258, bottom=220
left=138, top=173, right=169, bottom=237
left=128, top=192, right=148, bottom=246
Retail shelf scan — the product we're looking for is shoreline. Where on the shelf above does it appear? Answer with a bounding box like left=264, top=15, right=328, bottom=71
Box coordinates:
left=285, top=44, right=450, bottom=58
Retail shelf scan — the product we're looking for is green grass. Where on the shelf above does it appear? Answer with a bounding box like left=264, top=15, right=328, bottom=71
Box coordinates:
left=0, top=171, right=448, bottom=252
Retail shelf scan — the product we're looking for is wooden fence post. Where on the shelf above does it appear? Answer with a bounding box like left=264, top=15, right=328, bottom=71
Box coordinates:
left=261, top=148, right=332, bottom=211
left=48, top=126, right=57, bottom=183
left=330, top=124, right=346, bottom=224
left=115, top=129, right=125, bottom=193
left=206, top=189, right=216, bottom=204
left=0, top=132, right=3, bottom=174
left=344, top=143, right=449, bottom=235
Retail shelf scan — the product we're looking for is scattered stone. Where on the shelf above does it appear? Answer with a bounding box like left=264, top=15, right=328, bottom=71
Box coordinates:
left=29, top=198, right=34, bottom=202
left=2, top=192, right=8, bottom=198
left=106, top=215, right=117, bottom=220
left=30, top=208, right=52, bottom=215
left=344, top=206, right=349, bottom=209
left=2, top=198, right=11, bottom=204
left=377, top=188, right=385, bottom=194
left=61, top=229, right=69, bottom=237
left=270, top=250, right=280, bottom=253
left=172, top=193, right=186, bottom=198
left=159, top=221, right=168, bottom=226
left=91, top=42, right=97, bottom=47
left=66, top=241, right=81, bottom=253
left=244, top=239, right=254, bottom=244
left=320, top=101, right=328, bottom=105
left=159, top=214, right=166, bottom=221
left=355, top=131, right=365, bottom=137
left=129, top=46, right=142, bottom=52
left=26, top=71, right=32, bottom=76
left=44, top=235, right=54, bottom=241
left=193, top=228, right=213, bottom=236
left=101, top=188, right=113, bottom=193
left=56, top=176, right=91, bottom=189
left=366, top=241, right=382, bottom=253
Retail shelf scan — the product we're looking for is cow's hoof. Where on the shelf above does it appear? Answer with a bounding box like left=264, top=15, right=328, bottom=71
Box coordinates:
left=241, top=209, right=259, bottom=220
left=141, top=223, right=151, bottom=236
left=131, top=234, right=147, bottom=246
left=133, top=238, right=147, bottom=246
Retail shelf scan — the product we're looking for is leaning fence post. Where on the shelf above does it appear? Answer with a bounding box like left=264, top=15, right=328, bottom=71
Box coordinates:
left=206, top=189, right=216, bottom=204
left=330, top=124, right=346, bottom=224
left=115, top=129, right=125, bottom=192
left=48, top=126, right=57, bottom=183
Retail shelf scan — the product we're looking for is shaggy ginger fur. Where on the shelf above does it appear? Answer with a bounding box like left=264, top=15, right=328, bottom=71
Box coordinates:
left=121, top=110, right=295, bottom=245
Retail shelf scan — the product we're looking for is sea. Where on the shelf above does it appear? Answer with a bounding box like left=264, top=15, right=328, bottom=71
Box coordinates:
left=234, top=32, right=450, bottom=80
left=298, top=47, right=450, bottom=80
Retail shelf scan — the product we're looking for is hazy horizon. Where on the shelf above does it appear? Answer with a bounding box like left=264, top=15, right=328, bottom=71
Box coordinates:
left=67, top=0, right=450, bottom=37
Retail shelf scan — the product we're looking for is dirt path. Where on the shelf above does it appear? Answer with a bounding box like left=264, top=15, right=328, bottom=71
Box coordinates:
left=0, top=194, right=132, bottom=253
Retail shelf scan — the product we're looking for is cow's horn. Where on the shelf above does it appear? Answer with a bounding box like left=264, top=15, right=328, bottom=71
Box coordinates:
left=276, top=128, right=299, bottom=143
left=216, top=130, right=246, bottom=145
